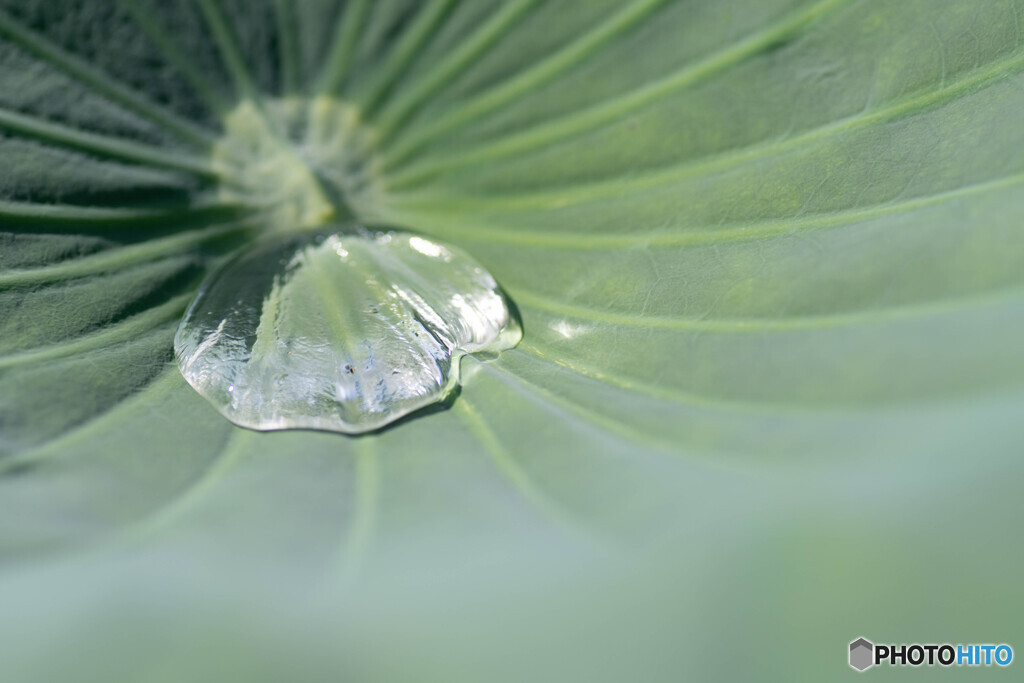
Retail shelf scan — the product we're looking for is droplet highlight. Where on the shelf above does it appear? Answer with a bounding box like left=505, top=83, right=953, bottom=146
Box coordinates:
left=174, top=227, right=521, bottom=434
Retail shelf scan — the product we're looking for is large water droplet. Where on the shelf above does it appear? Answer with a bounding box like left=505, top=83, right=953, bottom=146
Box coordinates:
left=174, top=227, right=521, bottom=433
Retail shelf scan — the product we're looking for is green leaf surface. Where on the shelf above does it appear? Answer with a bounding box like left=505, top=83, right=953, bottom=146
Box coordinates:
left=1, top=1, right=1022, bottom=681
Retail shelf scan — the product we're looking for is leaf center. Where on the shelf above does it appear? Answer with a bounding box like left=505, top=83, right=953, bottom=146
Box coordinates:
left=212, top=97, right=379, bottom=233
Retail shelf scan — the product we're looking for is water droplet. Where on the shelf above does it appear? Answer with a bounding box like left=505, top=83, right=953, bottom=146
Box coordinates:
left=174, top=227, right=521, bottom=433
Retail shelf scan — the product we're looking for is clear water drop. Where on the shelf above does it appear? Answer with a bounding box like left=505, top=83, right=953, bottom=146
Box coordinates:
left=174, top=227, right=521, bottom=434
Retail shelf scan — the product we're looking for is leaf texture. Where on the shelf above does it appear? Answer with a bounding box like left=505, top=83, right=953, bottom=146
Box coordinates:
left=0, top=1, right=1022, bottom=681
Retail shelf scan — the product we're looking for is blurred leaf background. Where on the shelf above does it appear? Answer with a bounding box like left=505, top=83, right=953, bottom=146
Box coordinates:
left=1, top=0, right=1022, bottom=680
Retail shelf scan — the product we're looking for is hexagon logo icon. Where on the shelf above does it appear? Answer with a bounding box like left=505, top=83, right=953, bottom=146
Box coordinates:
left=850, top=638, right=874, bottom=671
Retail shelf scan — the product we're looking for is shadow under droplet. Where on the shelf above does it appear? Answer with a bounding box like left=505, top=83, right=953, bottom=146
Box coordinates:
left=358, top=383, right=462, bottom=437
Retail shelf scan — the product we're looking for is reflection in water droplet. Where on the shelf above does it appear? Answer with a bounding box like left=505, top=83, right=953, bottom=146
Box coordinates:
left=174, top=227, right=521, bottom=434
